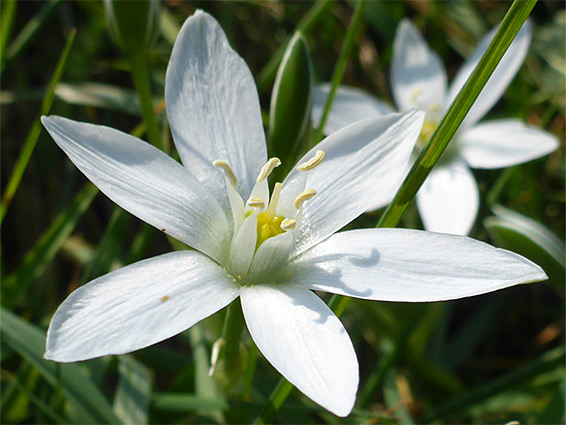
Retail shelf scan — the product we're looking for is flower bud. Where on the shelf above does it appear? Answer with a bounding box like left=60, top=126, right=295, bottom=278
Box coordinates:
left=104, top=0, right=161, bottom=55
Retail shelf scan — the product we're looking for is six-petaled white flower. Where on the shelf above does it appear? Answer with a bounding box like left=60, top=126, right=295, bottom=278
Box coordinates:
left=42, top=11, right=547, bottom=417
left=313, top=19, right=559, bottom=235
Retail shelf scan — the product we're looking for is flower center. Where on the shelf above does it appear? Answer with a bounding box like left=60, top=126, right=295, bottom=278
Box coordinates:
left=256, top=213, right=285, bottom=249
left=213, top=150, right=324, bottom=279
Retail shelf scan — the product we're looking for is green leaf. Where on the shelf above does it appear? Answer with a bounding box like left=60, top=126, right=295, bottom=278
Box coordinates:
left=151, top=393, right=228, bottom=413
left=268, top=32, right=312, bottom=171
left=0, top=308, right=120, bottom=424
left=113, top=355, right=152, bottom=425
left=485, top=205, right=565, bottom=285
left=1, top=28, right=76, bottom=224
left=3, top=183, right=98, bottom=307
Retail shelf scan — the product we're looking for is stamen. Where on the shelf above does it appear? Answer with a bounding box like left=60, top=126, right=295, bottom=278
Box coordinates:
left=281, top=219, right=296, bottom=231
left=257, top=158, right=281, bottom=182
left=213, top=160, right=238, bottom=189
left=247, top=197, right=265, bottom=211
left=294, top=189, right=317, bottom=209
left=297, top=150, right=325, bottom=171
left=266, top=182, right=283, bottom=217
left=410, top=88, right=423, bottom=104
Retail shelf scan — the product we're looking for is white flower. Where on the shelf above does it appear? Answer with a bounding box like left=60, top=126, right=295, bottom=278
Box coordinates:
left=313, top=19, right=559, bottom=235
left=42, top=11, right=547, bottom=417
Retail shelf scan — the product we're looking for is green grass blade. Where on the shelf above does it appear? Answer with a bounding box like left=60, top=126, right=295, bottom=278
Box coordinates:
left=2, top=0, right=63, bottom=73
left=151, top=393, right=228, bottom=413
left=257, top=0, right=332, bottom=93
left=312, top=0, right=366, bottom=145
left=0, top=0, right=17, bottom=65
left=420, top=345, right=565, bottom=423
left=2, top=370, right=68, bottom=424
left=377, top=0, right=537, bottom=229
left=3, top=183, right=98, bottom=307
left=80, top=207, right=129, bottom=284
left=1, top=29, right=77, bottom=224
left=0, top=308, right=120, bottom=424
left=113, top=355, right=152, bottom=425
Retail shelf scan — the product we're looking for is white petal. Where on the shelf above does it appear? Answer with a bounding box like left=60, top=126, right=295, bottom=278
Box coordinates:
left=45, top=251, right=239, bottom=362
left=445, top=20, right=532, bottom=127
left=391, top=19, right=447, bottom=113
left=312, top=84, right=395, bottom=135
left=417, top=161, right=479, bottom=236
left=41, top=115, right=230, bottom=262
left=287, top=228, right=546, bottom=302
left=459, top=119, right=559, bottom=169
left=240, top=284, right=358, bottom=417
left=229, top=211, right=258, bottom=277
left=248, top=230, right=294, bottom=278
left=165, top=10, right=267, bottom=207
left=284, top=110, right=424, bottom=258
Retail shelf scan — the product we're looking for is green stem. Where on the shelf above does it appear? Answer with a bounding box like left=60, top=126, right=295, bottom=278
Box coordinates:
left=219, top=301, right=246, bottom=372
left=312, top=0, right=366, bottom=145
left=130, top=53, right=163, bottom=150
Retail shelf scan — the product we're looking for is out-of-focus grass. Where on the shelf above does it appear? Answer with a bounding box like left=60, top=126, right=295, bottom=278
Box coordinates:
left=1, top=1, right=563, bottom=424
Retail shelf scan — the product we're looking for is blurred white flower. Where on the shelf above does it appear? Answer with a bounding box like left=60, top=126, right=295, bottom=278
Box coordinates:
left=313, top=19, right=559, bottom=235
left=42, top=11, right=547, bottom=417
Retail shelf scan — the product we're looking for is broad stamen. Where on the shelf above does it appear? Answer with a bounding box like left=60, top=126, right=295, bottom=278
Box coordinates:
left=266, top=182, right=283, bottom=218
left=257, top=158, right=281, bottom=182
left=247, top=197, right=265, bottom=211
left=294, top=189, right=317, bottom=209
left=213, top=160, right=238, bottom=190
left=281, top=219, right=296, bottom=231
left=297, top=150, right=325, bottom=171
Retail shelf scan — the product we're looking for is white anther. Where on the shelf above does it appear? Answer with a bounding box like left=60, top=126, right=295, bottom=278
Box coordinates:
left=281, top=219, right=296, bottom=231
left=297, top=150, right=325, bottom=171
left=247, top=197, right=265, bottom=211
left=294, top=189, right=317, bottom=210
left=213, top=160, right=238, bottom=190
left=257, top=157, right=281, bottom=182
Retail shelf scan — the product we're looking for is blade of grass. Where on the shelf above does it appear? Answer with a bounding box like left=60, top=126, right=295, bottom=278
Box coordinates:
left=312, top=0, right=366, bottom=145
left=113, top=355, right=152, bottom=425
left=0, top=0, right=17, bottom=65
left=1, top=308, right=120, bottom=424
left=1, top=370, right=68, bottom=424
left=1, top=0, right=63, bottom=73
left=420, top=345, right=565, bottom=423
left=257, top=0, right=332, bottom=93
left=80, top=207, right=129, bottom=284
left=1, top=29, right=76, bottom=224
left=3, top=183, right=98, bottom=307
left=130, top=53, right=163, bottom=150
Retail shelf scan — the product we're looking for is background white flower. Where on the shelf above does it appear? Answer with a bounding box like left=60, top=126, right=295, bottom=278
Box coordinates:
left=313, top=19, right=559, bottom=235
left=42, top=11, right=547, bottom=417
